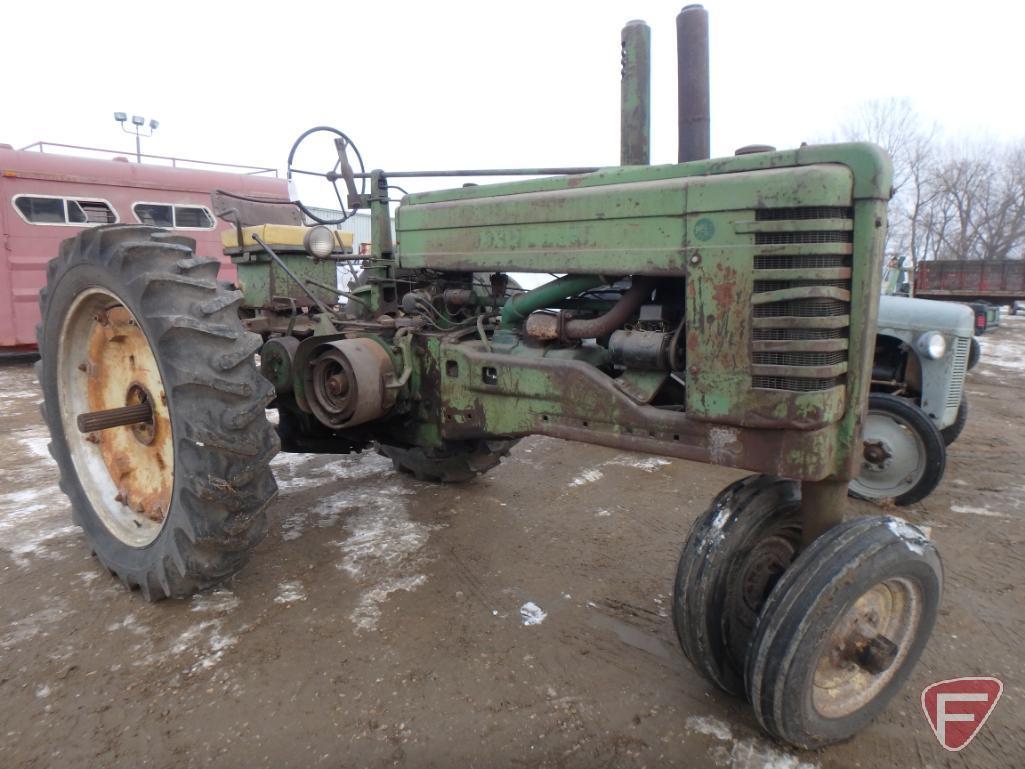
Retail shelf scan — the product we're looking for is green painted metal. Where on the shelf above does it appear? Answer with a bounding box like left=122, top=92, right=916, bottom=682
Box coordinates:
left=620, top=20, right=651, bottom=165
left=233, top=252, right=338, bottom=309
left=252, top=142, right=890, bottom=484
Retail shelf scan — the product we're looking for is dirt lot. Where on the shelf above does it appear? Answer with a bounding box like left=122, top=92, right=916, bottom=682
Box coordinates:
left=2, top=318, right=1023, bottom=769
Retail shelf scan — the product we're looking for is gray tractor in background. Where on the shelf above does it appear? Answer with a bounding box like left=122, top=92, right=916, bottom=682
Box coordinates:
left=852, top=295, right=978, bottom=505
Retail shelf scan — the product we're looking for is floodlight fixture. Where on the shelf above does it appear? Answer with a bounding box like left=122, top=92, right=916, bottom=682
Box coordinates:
left=131, top=115, right=145, bottom=127
left=114, top=112, right=127, bottom=123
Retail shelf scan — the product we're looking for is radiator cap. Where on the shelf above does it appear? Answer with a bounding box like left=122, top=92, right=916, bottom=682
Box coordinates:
left=735, top=144, right=776, bottom=155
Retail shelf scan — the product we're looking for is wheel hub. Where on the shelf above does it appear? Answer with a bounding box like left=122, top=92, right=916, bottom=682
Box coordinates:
left=58, top=291, right=174, bottom=545
left=862, top=439, right=892, bottom=468
left=812, top=577, right=922, bottom=719
left=850, top=409, right=927, bottom=499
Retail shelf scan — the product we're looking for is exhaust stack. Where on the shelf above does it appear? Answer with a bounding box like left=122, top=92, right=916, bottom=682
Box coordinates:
left=620, top=20, right=651, bottom=165
left=676, top=4, right=710, bottom=162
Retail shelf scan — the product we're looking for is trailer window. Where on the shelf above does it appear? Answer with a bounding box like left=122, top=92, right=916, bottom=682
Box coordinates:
left=174, top=206, right=214, bottom=229
left=66, top=200, right=87, bottom=223
left=133, top=203, right=174, bottom=227
left=12, top=195, right=118, bottom=226
left=132, top=203, right=215, bottom=230
left=78, top=200, right=117, bottom=224
left=14, top=196, right=65, bottom=223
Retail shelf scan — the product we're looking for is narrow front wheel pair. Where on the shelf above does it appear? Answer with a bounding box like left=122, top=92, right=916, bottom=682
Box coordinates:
left=673, top=476, right=942, bottom=749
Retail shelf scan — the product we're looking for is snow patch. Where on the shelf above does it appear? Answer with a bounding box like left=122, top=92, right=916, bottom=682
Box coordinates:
left=950, top=504, right=1010, bottom=519
left=686, top=715, right=817, bottom=769
left=1, top=604, right=70, bottom=650
left=569, top=468, right=603, bottom=487
left=190, top=589, right=240, bottom=613
left=605, top=455, right=672, bottom=472
left=977, top=334, right=1025, bottom=373
left=328, top=482, right=440, bottom=632
left=520, top=601, right=547, bottom=626
left=0, top=426, right=75, bottom=565
left=274, top=580, right=307, bottom=605
left=350, top=575, right=426, bottom=632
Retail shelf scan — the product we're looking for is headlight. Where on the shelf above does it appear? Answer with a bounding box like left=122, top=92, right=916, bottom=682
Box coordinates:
left=917, top=332, right=947, bottom=359
left=303, top=225, right=336, bottom=259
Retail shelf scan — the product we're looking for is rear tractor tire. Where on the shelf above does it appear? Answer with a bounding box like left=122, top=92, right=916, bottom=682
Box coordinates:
left=37, top=225, right=279, bottom=600
left=378, top=439, right=517, bottom=483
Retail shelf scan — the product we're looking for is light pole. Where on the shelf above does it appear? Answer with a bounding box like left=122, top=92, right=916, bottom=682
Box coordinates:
left=114, top=113, right=159, bottom=163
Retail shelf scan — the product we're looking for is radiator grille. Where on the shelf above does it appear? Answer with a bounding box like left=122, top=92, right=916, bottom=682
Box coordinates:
left=752, top=375, right=846, bottom=392
left=753, top=279, right=850, bottom=293
left=755, top=206, right=853, bottom=221
left=750, top=207, right=854, bottom=392
left=752, top=350, right=847, bottom=367
left=754, top=254, right=850, bottom=270
left=752, top=327, right=847, bottom=341
left=755, top=231, right=851, bottom=245
left=947, top=337, right=970, bottom=409
left=753, top=298, right=849, bottom=317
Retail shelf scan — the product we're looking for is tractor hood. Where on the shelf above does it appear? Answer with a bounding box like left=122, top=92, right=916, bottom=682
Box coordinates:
left=877, top=295, right=974, bottom=337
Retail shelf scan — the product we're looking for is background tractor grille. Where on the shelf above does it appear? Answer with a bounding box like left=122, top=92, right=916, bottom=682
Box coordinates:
left=947, top=337, right=970, bottom=409
left=749, top=206, right=854, bottom=392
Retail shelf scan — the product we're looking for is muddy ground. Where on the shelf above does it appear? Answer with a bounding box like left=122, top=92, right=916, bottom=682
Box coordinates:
left=2, top=318, right=1023, bottom=769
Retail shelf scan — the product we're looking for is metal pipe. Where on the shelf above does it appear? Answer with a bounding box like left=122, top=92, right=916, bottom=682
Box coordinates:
left=77, top=403, right=153, bottom=433
left=349, top=167, right=602, bottom=179
left=620, top=20, right=651, bottom=165
left=799, top=479, right=848, bottom=547
left=500, top=275, right=607, bottom=328
left=524, top=277, right=657, bottom=340
left=676, top=4, right=710, bottom=162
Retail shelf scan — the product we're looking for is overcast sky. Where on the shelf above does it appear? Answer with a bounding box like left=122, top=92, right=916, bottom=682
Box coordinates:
left=3, top=0, right=1022, bottom=206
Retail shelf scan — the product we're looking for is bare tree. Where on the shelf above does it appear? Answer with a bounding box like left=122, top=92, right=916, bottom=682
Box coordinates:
left=840, top=100, right=1025, bottom=297
left=839, top=99, right=937, bottom=289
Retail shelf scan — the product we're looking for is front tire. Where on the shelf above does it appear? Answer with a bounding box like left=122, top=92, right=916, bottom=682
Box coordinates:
left=746, top=516, right=942, bottom=749
left=38, top=226, right=279, bottom=600
left=849, top=393, right=945, bottom=506
left=672, top=475, right=802, bottom=696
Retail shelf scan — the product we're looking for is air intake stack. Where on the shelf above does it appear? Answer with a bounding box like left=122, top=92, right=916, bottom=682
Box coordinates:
left=676, top=4, right=710, bottom=162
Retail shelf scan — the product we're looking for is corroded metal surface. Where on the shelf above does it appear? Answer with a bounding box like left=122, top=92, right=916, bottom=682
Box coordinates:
left=85, top=306, right=172, bottom=523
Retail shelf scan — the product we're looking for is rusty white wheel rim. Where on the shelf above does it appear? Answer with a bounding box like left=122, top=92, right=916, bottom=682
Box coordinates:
left=811, top=577, right=922, bottom=719
left=58, top=288, right=173, bottom=547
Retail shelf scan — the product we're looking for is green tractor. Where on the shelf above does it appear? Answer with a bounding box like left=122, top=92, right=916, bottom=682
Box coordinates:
left=37, top=8, right=941, bottom=750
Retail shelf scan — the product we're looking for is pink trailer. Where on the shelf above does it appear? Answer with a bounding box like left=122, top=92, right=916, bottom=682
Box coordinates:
left=0, top=144, right=288, bottom=352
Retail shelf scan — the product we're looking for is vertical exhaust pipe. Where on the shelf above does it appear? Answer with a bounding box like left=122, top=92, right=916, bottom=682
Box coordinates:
left=620, top=20, right=651, bottom=166
left=676, top=4, right=710, bottom=162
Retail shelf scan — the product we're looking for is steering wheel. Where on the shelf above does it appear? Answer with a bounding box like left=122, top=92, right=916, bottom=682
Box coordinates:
left=286, top=126, right=367, bottom=225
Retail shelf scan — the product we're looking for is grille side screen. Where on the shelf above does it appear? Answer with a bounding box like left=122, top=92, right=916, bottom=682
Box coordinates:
left=750, top=208, right=854, bottom=393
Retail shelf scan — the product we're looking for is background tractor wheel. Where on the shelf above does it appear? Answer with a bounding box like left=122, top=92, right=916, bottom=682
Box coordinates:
left=746, top=516, right=942, bottom=749
left=378, top=439, right=517, bottom=483
left=672, top=475, right=802, bottom=696
left=849, top=393, right=945, bottom=506
left=37, top=225, right=279, bottom=600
